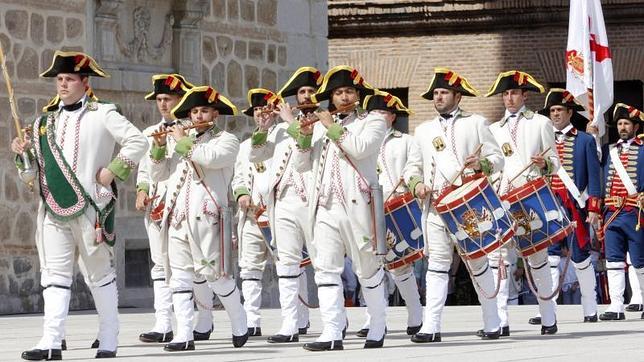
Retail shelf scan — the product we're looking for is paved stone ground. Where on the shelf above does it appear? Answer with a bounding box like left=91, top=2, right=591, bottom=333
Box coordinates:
left=2, top=305, right=643, bottom=361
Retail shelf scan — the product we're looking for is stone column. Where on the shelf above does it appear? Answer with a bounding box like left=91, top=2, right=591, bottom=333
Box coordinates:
left=171, top=0, right=207, bottom=83
left=94, top=0, right=123, bottom=63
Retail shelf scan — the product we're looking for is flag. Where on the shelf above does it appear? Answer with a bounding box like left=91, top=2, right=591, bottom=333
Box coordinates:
left=565, top=0, right=613, bottom=138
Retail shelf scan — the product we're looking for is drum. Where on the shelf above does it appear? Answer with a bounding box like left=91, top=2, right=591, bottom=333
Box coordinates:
left=501, top=177, right=572, bottom=257
left=149, top=201, right=165, bottom=223
left=434, top=175, right=514, bottom=260
left=255, top=208, right=311, bottom=268
left=383, top=192, right=425, bottom=270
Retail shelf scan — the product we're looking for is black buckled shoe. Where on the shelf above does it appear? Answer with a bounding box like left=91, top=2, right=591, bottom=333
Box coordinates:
left=267, top=334, right=299, bottom=343
left=91, top=339, right=100, bottom=349
left=584, top=314, right=598, bottom=323
left=406, top=324, right=422, bottom=336
left=541, top=323, right=558, bottom=335
left=364, top=334, right=385, bottom=349
left=501, top=326, right=510, bottom=336
left=61, top=340, right=66, bottom=351
left=480, top=329, right=501, bottom=340
left=411, top=332, right=441, bottom=343
left=233, top=332, right=249, bottom=348
left=163, top=340, right=195, bottom=352
left=298, top=321, right=310, bottom=335
left=599, top=311, right=626, bottom=321
left=95, top=350, right=117, bottom=358
left=247, top=327, right=262, bottom=337
left=528, top=316, right=541, bottom=325
left=625, top=304, right=643, bottom=312
left=21, top=348, right=62, bottom=361
left=193, top=326, right=212, bottom=341
left=139, top=331, right=174, bottom=343
left=303, top=340, right=343, bottom=351
left=356, top=328, right=369, bottom=338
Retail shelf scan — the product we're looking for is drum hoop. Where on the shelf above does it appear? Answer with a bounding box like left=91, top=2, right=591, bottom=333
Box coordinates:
left=384, top=192, right=415, bottom=212
left=518, top=223, right=573, bottom=257
left=459, top=227, right=514, bottom=260
left=300, top=258, right=312, bottom=268
left=435, top=176, right=490, bottom=213
left=433, top=174, right=485, bottom=208
left=386, top=249, right=424, bottom=270
left=501, top=177, right=547, bottom=203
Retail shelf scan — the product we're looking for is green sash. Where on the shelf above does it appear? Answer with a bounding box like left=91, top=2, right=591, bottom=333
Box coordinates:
left=33, top=113, right=117, bottom=246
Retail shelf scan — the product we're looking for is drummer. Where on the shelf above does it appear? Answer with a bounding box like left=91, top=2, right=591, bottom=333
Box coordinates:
left=354, top=90, right=423, bottom=338
left=485, top=70, right=560, bottom=335
left=412, top=68, right=505, bottom=343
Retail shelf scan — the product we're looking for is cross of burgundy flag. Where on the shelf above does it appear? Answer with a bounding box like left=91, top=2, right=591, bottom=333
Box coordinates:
left=565, top=0, right=613, bottom=138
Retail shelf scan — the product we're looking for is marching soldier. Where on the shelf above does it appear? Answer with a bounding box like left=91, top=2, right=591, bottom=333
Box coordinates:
left=486, top=70, right=560, bottom=335
left=232, top=88, right=282, bottom=337
left=12, top=51, right=147, bottom=360
left=412, top=68, right=504, bottom=343
left=528, top=89, right=601, bottom=324
left=356, top=90, right=423, bottom=337
left=599, top=103, right=644, bottom=321
left=149, top=86, right=248, bottom=351
left=288, top=66, right=388, bottom=351
left=136, top=74, right=216, bottom=344
left=250, top=67, right=323, bottom=343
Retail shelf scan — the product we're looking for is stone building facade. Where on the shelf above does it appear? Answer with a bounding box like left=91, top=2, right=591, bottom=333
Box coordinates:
left=0, top=0, right=327, bottom=314
left=328, top=0, right=644, bottom=133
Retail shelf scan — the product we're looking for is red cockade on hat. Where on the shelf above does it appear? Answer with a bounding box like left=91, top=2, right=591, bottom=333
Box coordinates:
left=164, top=75, right=181, bottom=90
left=74, top=54, right=89, bottom=72
left=350, top=69, right=364, bottom=86
left=513, top=71, right=527, bottom=85
left=205, top=87, right=219, bottom=103
left=444, top=71, right=462, bottom=87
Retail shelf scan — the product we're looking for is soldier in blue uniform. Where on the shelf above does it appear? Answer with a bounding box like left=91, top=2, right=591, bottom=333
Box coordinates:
left=528, top=89, right=601, bottom=325
left=599, top=103, right=644, bottom=321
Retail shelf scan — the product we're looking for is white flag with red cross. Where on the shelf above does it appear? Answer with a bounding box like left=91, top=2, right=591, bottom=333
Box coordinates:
left=565, top=0, right=613, bottom=138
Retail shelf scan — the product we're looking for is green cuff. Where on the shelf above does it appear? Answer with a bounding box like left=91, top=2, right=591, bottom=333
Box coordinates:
left=286, top=122, right=300, bottom=139
left=543, top=159, right=555, bottom=175
left=407, top=176, right=423, bottom=198
left=251, top=131, right=268, bottom=146
left=175, top=137, right=194, bottom=157
left=14, top=150, right=35, bottom=171
left=107, top=158, right=133, bottom=181
left=233, top=186, right=250, bottom=201
left=480, top=158, right=493, bottom=176
left=137, top=182, right=150, bottom=194
left=326, top=123, right=344, bottom=141
left=297, top=133, right=312, bottom=149
left=150, top=144, right=167, bottom=161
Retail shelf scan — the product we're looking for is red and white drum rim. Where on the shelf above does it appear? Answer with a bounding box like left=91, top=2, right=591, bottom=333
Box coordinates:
left=519, top=224, right=573, bottom=257
left=460, top=228, right=515, bottom=260
left=386, top=249, right=425, bottom=270
left=434, top=175, right=490, bottom=213
left=501, top=177, right=548, bottom=204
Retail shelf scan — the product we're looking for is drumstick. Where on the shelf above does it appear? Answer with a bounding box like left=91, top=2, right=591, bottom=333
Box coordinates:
left=507, top=146, right=552, bottom=185
left=385, top=178, right=406, bottom=201
left=143, top=194, right=160, bottom=207
left=299, top=101, right=360, bottom=128
left=449, top=144, right=483, bottom=185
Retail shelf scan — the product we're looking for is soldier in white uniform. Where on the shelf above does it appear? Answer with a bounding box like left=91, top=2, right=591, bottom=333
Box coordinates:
left=135, top=74, right=217, bottom=343
left=149, top=86, right=248, bottom=351
left=12, top=51, right=147, bottom=360
left=485, top=70, right=560, bottom=335
left=411, top=68, right=505, bottom=343
left=355, top=90, right=423, bottom=337
left=288, top=66, right=388, bottom=351
left=232, top=88, right=282, bottom=337
left=250, top=67, right=323, bottom=343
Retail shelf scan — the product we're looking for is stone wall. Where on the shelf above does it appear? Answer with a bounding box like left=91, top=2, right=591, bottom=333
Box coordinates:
left=0, top=0, right=327, bottom=314
left=328, top=0, right=644, bottom=131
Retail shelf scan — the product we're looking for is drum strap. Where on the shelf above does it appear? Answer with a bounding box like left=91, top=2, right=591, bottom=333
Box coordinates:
left=423, top=118, right=462, bottom=187
left=556, top=167, right=588, bottom=208
left=609, top=145, right=637, bottom=195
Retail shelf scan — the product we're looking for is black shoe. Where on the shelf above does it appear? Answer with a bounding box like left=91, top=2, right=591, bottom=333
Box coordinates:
left=95, top=350, right=117, bottom=358
left=61, top=340, right=66, bottom=351
left=541, top=323, right=558, bottom=335
left=298, top=321, right=310, bottom=335
left=599, top=311, right=626, bottom=321
left=625, top=304, right=643, bottom=312
left=356, top=328, right=369, bottom=338
left=233, top=332, right=249, bottom=348
left=267, top=334, right=299, bottom=343
left=247, top=327, right=262, bottom=337
left=411, top=332, right=441, bottom=343
left=303, top=340, right=343, bottom=351
left=501, top=326, right=510, bottom=337
left=139, top=331, right=174, bottom=343
left=193, top=326, right=212, bottom=341
left=364, top=334, right=385, bottom=349
left=163, top=340, right=195, bottom=351
left=480, top=329, right=500, bottom=340
left=21, top=348, right=62, bottom=361
left=406, top=324, right=422, bottom=336
left=342, top=319, right=348, bottom=339
left=584, top=314, right=598, bottom=323
left=91, top=339, right=100, bottom=349
left=476, top=329, right=484, bottom=337
left=528, top=316, right=541, bottom=325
